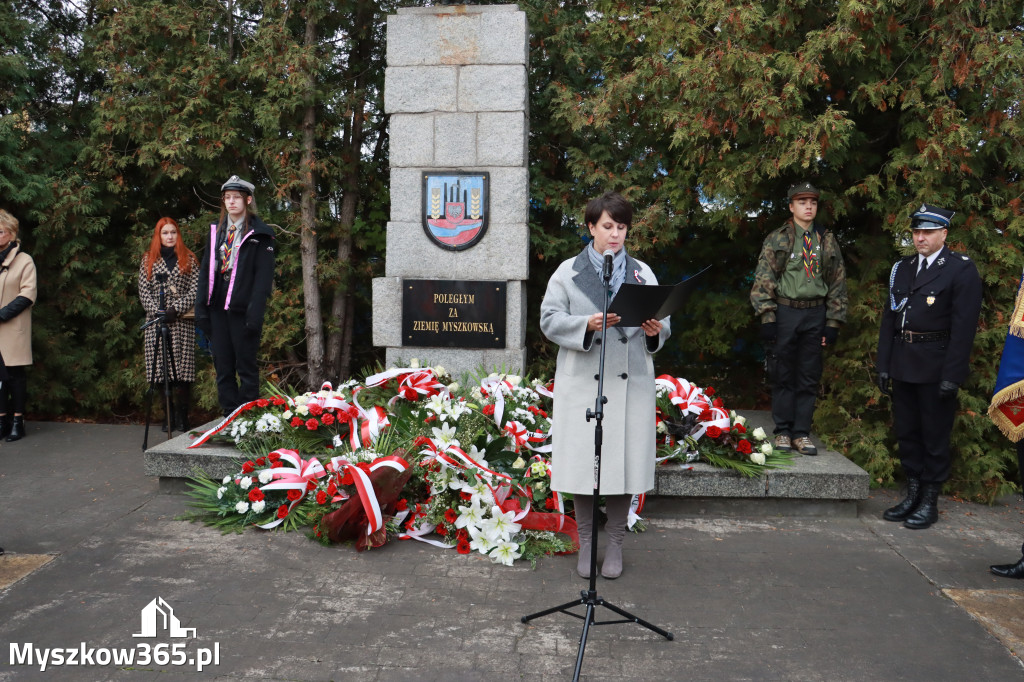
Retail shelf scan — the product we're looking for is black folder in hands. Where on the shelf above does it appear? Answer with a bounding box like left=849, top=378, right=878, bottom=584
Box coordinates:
left=607, top=265, right=710, bottom=327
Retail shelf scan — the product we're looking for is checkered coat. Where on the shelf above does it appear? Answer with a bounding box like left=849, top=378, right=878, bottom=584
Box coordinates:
left=138, top=254, right=199, bottom=383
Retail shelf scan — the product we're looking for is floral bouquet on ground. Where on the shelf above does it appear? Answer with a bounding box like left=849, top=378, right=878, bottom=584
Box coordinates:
left=655, top=375, right=795, bottom=476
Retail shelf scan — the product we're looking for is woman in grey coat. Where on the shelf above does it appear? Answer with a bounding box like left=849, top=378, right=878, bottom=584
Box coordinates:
left=540, top=192, right=671, bottom=579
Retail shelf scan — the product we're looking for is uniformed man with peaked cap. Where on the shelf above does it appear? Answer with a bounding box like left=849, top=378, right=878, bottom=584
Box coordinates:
left=877, top=203, right=982, bottom=529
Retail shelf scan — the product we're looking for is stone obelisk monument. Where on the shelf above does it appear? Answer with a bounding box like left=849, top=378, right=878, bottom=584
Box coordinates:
left=372, top=4, right=529, bottom=377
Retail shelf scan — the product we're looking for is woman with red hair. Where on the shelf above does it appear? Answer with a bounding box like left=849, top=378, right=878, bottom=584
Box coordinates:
left=138, top=217, right=199, bottom=432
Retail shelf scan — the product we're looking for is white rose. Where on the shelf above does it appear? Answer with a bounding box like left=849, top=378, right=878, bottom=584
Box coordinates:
left=750, top=452, right=766, bottom=465
left=410, top=358, right=420, bottom=368
left=760, top=442, right=773, bottom=456
left=235, top=501, right=250, bottom=514
left=251, top=500, right=266, bottom=514
left=735, top=416, right=747, bottom=426
left=448, top=382, right=460, bottom=393
left=433, top=365, right=446, bottom=376
left=657, top=421, right=667, bottom=434
left=512, top=457, right=526, bottom=469
left=730, top=410, right=737, bottom=419
left=753, top=426, right=767, bottom=441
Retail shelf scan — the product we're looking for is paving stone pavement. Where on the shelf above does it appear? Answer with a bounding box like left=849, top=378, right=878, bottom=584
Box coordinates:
left=2, top=422, right=1024, bottom=681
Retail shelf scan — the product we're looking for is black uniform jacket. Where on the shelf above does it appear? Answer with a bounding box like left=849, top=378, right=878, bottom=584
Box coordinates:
left=194, top=215, right=276, bottom=331
left=877, top=245, right=982, bottom=385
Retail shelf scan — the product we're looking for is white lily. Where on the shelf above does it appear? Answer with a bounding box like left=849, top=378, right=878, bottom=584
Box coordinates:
left=468, top=525, right=495, bottom=555
left=455, top=497, right=486, bottom=530
left=481, top=505, right=521, bottom=543
left=490, top=540, right=523, bottom=566
left=431, top=422, right=460, bottom=448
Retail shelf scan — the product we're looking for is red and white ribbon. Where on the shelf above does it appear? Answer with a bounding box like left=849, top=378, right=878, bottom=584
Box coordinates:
left=256, top=450, right=327, bottom=529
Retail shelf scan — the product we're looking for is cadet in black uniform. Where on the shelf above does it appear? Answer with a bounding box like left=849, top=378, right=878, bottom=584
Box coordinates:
left=877, top=204, right=983, bottom=529
left=194, top=176, right=276, bottom=416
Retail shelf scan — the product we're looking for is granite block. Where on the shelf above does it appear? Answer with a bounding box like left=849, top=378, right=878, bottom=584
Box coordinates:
left=458, top=65, right=527, bottom=112
left=371, top=277, right=403, bottom=347
left=434, top=113, right=477, bottom=167
left=477, top=112, right=527, bottom=167
left=384, top=220, right=529, bottom=280
left=385, top=346, right=526, bottom=379
left=384, top=66, right=457, bottom=114
left=389, top=114, right=434, bottom=167
left=389, top=168, right=423, bottom=223
left=389, top=6, right=524, bottom=67
left=655, top=463, right=767, bottom=498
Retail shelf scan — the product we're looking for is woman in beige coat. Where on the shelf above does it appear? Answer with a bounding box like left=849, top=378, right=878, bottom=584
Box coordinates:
left=0, top=210, right=37, bottom=442
left=540, top=192, right=671, bottom=580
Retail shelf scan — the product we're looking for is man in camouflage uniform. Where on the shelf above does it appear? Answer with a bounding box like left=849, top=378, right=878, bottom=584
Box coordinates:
left=750, top=182, right=848, bottom=456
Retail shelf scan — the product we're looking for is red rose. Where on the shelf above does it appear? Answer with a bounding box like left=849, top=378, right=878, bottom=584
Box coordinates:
left=734, top=423, right=746, bottom=434
left=483, top=404, right=495, bottom=416
left=736, top=439, right=752, bottom=454
left=256, top=398, right=269, bottom=408
left=456, top=539, right=471, bottom=554
left=287, top=489, right=304, bottom=501
left=248, top=488, right=264, bottom=502
left=699, top=409, right=714, bottom=421
left=276, top=505, right=289, bottom=519
left=706, top=426, right=723, bottom=439
left=321, top=413, right=335, bottom=426
left=444, top=508, right=458, bottom=524
left=268, top=452, right=281, bottom=462
left=290, top=417, right=304, bottom=428
left=242, top=461, right=255, bottom=474
left=305, top=418, right=319, bottom=430
left=705, top=386, right=716, bottom=396
left=713, top=398, right=724, bottom=408
left=396, top=498, right=408, bottom=511
left=308, top=403, right=323, bottom=416
left=316, top=490, right=328, bottom=505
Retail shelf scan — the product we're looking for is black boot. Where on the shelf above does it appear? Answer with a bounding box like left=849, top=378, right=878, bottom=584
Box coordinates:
left=6, top=416, right=26, bottom=442
left=0, top=414, right=12, bottom=440
left=175, top=384, right=191, bottom=432
left=903, top=482, right=941, bottom=529
left=883, top=477, right=922, bottom=521
left=990, top=556, right=1024, bottom=579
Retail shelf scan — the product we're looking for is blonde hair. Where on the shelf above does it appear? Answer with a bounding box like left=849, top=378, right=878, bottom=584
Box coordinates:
left=0, top=210, right=19, bottom=238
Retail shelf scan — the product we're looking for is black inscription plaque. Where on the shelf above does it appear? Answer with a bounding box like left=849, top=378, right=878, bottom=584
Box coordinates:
left=402, top=280, right=506, bottom=349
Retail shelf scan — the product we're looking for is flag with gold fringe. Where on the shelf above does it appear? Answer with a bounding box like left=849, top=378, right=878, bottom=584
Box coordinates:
left=989, top=276, right=1024, bottom=442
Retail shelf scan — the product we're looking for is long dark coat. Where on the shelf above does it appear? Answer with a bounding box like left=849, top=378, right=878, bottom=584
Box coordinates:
left=139, top=254, right=200, bottom=383
left=877, top=245, right=983, bottom=385
left=540, top=248, right=671, bottom=495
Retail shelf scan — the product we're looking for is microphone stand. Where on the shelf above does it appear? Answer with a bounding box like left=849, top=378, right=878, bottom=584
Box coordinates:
left=522, top=255, right=672, bottom=681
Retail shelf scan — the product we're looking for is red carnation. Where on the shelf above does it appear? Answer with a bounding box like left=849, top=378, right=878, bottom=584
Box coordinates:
left=306, top=480, right=317, bottom=492
left=736, top=439, right=752, bottom=454
left=326, top=481, right=338, bottom=497
left=241, top=461, right=255, bottom=474
left=483, top=404, right=495, bottom=416
left=290, top=417, right=304, bottom=428
left=272, top=461, right=285, bottom=468
left=321, top=413, right=336, bottom=426
left=316, top=490, right=328, bottom=505
left=357, top=462, right=372, bottom=475
left=276, top=505, right=289, bottom=519
left=545, top=497, right=557, bottom=510
left=706, top=425, right=723, bottom=439
left=705, top=386, right=716, bottom=396
left=341, top=471, right=354, bottom=486
left=272, top=396, right=286, bottom=406
left=734, top=423, right=747, bottom=434
left=444, top=508, right=458, bottom=524
left=396, top=498, right=408, bottom=511
left=305, top=418, right=319, bottom=431
left=456, top=539, right=471, bottom=554
left=248, top=488, right=264, bottom=502
left=256, top=398, right=269, bottom=408
left=268, top=452, right=281, bottom=462
left=413, top=436, right=432, bottom=449
left=256, top=457, right=266, bottom=467
left=308, top=403, right=323, bottom=416
left=287, top=488, right=304, bottom=501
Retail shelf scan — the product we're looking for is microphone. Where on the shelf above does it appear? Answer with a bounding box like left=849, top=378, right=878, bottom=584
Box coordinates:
left=602, top=249, right=614, bottom=282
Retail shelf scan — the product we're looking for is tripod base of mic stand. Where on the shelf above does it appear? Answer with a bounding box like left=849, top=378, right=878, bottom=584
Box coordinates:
left=522, top=587, right=673, bottom=681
